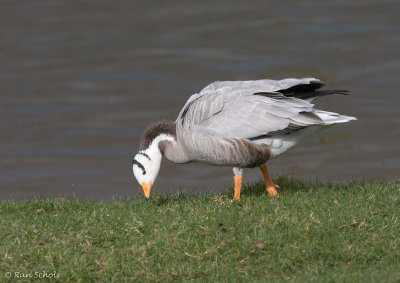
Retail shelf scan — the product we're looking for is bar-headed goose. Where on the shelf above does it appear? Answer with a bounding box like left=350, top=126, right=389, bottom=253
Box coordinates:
left=132, top=78, right=356, bottom=200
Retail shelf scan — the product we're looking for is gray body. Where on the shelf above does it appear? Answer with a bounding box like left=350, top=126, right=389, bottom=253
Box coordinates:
left=152, top=78, right=355, bottom=169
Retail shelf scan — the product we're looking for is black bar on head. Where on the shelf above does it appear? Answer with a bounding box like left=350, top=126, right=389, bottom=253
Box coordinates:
left=132, top=159, right=146, bottom=175
left=138, top=152, right=151, bottom=160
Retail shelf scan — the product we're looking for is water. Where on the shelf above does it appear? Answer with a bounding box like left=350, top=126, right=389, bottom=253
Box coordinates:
left=1, top=1, right=399, bottom=200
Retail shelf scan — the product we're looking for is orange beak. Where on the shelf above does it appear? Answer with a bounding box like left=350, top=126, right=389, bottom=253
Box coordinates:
left=141, top=182, right=152, bottom=199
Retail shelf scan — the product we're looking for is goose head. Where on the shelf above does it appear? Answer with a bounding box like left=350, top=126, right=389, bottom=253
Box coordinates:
left=132, top=121, right=176, bottom=198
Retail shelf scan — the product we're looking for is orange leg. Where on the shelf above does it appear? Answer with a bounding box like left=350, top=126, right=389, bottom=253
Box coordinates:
left=233, top=174, right=242, bottom=200
left=259, top=164, right=279, bottom=196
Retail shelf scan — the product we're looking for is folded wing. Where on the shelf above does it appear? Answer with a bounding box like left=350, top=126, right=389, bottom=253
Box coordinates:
left=176, top=78, right=325, bottom=139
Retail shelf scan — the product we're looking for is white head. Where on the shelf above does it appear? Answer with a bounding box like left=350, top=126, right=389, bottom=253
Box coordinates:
left=132, top=144, right=162, bottom=198
left=132, top=121, right=176, bottom=198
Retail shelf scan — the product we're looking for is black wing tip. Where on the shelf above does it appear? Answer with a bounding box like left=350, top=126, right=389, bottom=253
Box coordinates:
left=336, top=89, right=351, bottom=95
left=310, top=79, right=326, bottom=87
left=280, top=80, right=325, bottom=94
left=320, top=89, right=350, bottom=96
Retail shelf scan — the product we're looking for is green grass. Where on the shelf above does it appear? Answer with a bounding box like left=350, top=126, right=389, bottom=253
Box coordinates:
left=1, top=178, right=400, bottom=282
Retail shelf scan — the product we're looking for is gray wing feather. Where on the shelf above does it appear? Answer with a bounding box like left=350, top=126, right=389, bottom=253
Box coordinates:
left=198, top=77, right=322, bottom=95
left=177, top=78, right=323, bottom=139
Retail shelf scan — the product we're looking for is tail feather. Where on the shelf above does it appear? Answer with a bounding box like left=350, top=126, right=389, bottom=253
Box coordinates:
left=314, top=110, right=356, bottom=125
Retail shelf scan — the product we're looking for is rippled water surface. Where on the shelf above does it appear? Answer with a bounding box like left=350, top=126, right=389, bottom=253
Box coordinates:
left=1, top=1, right=399, bottom=199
